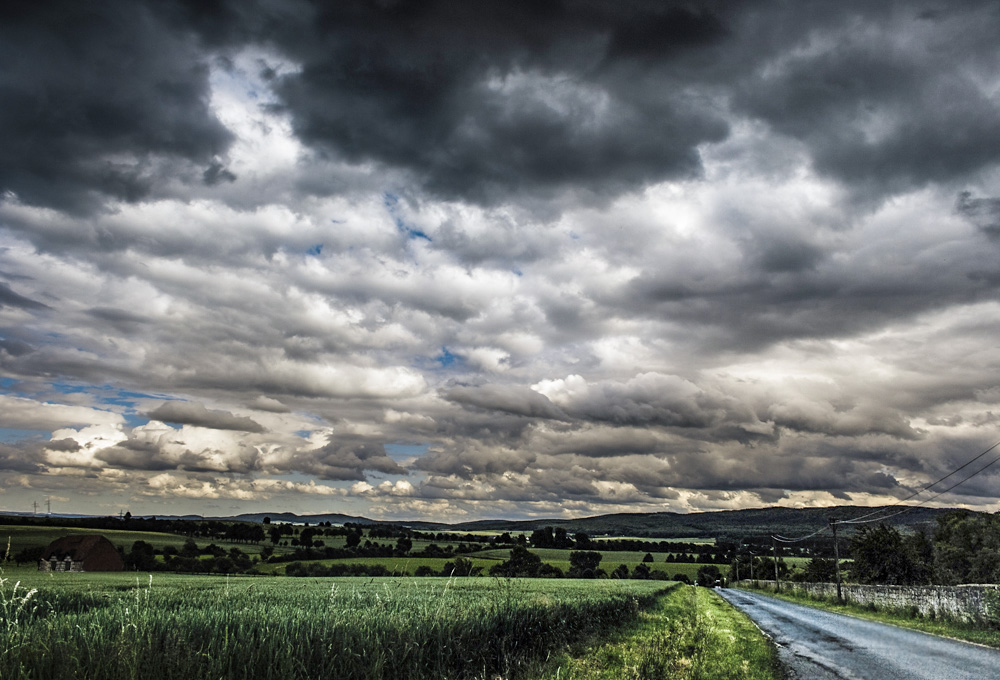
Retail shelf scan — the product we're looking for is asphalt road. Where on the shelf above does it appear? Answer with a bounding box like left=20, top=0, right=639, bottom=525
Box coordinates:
left=717, top=587, right=1000, bottom=680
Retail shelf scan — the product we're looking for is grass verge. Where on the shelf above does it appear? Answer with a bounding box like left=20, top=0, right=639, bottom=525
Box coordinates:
left=533, top=585, right=783, bottom=680
left=738, top=585, right=1000, bottom=648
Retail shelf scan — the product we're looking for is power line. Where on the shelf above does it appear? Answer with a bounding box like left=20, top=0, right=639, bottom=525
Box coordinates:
left=838, top=438, right=1000, bottom=526
left=900, top=450, right=1000, bottom=510
left=766, top=437, right=1000, bottom=543
left=772, top=525, right=830, bottom=543
left=840, top=438, right=1000, bottom=525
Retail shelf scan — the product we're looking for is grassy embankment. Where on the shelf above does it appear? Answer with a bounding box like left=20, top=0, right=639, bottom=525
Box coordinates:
left=739, top=583, right=1000, bottom=648
left=536, top=585, right=783, bottom=680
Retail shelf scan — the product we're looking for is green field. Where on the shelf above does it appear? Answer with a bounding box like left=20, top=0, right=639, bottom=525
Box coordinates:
left=0, top=523, right=286, bottom=558
left=264, top=552, right=726, bottom=579
left=0, top=524, right=193, bottom=554
left=0, top=566, right=782, bottom=680
left=1, top=567, right=675, bottom=680
left=0, top=522, right=785, bottom=678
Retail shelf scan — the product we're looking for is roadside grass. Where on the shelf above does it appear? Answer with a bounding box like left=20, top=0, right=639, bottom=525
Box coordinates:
left=535, top=585, right=782, bottom=680
left=739, top=585, right=1000, bottom=649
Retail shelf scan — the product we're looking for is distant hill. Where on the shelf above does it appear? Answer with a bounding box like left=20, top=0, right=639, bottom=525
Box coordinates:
left=192, top=505, right=962, bottom=539
left=409, top=505, right=955, bottom=539
left=226, top=512, right=377, bottom=525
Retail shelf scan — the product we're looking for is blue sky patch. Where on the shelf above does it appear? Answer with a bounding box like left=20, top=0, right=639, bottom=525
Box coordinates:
left=385, top=443, right=429, bottom=461
left=436, top=347, right=462, bottom=368
left=0, top=427, right=48, bottom=443
left=384, top=192, right=432, bottom=242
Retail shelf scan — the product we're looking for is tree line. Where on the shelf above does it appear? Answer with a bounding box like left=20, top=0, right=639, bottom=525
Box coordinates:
left=736, top=510, right=1000, bottom=586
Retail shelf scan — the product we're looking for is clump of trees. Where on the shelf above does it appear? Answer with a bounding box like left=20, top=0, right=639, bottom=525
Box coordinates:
left=758, top=511, right=1000, bottom=587
left=489, top=546, right=563, bottom=578
left=848, top=523, right=932, bottom=585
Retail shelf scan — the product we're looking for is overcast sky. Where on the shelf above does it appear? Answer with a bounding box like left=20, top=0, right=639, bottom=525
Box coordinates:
left=3, top=0, right=1000, bottom=521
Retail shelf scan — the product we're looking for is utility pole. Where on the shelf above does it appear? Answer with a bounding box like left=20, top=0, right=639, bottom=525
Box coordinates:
left=772, top=536, right=780, bottom=593
left=33, top=501, right=38, bottom=516
left=735, top=539, right=742, bottom=584
left=46, top=497, right=51, bottom=516
left=829, top=518, right=842, bottom=602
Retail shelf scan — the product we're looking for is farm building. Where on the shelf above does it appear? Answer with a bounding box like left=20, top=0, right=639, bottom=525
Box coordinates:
left=38, top=534, right=124, bottom=572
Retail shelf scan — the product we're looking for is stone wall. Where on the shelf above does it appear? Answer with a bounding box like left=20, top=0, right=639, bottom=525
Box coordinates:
left=737, top=580, right=1000, bottom=624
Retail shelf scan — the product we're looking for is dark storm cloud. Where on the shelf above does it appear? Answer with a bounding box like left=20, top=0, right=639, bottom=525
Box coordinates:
left=0, top=442, right=46, bottom=473
left=147, top=401, right=266, bottom=433
left=606, top=6, right=728, bottom=61
left=443, top=384, right=569, bottom=421
left=416, top=443, right=537, bottom=477
left=87, top=307, right=151, bottom=333
left=259, top=0, right=732, bottom=205
left=202, top=161, right=237, bottom=186
left=0, top=282, right=49, bottom=310
left=95, top=433, right=263, bottom=474
left=44, top=438, right=81, bottom=453
left=957, top=192, right=1000, bottom=239
left=0, top=0, right=233, bottom=213
left=246, top=396, right=291, bottom=414
left=285, top=438, right=406, bottom=481
left=621, top=236, right=1000, bottom=352
left=547, top=373, right=724, bottom=428
left=96, top=439, right=180, bottom=472
left=6, top=0, right=997, bottom=215
left=733, top=1, right=1000, bottom=199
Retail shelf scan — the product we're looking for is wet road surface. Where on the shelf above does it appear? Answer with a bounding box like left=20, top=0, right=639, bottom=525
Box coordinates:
left=717, top=587, right=1000, bottom=679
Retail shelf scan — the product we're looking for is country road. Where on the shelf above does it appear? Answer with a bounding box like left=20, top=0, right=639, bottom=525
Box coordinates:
left=717, top=587, right=1000, bottom=679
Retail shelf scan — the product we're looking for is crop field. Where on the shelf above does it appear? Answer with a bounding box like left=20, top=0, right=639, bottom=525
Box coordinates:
left=0, top=524, right=192, bottom=554
left=0, top=524, right=279, bottom=558
left=261, top=553, right=726, bottom=580
left=1, top=567, right=679, bottom=680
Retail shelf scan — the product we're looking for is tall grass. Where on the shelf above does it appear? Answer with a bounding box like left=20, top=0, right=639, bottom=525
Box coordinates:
left=535, top=586, right=782, bottom=680
left=0, top=572, right=668, bottom=680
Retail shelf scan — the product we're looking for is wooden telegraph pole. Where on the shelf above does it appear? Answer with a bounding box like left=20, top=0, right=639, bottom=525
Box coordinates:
left=829, top=518, right=843, bottom=601
left=772, top=536, right=780, bottom=593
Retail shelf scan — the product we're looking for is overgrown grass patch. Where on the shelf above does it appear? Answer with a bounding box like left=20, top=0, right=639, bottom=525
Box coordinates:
left=534, top=586, right=782, bottom=680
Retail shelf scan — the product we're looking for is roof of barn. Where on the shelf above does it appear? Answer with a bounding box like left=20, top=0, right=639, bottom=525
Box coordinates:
left=41, top=534, right=124, bottom=571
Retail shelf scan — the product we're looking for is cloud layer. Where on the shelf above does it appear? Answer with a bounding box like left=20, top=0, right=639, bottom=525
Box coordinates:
left=2, top=0, right=1000, bottom=519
